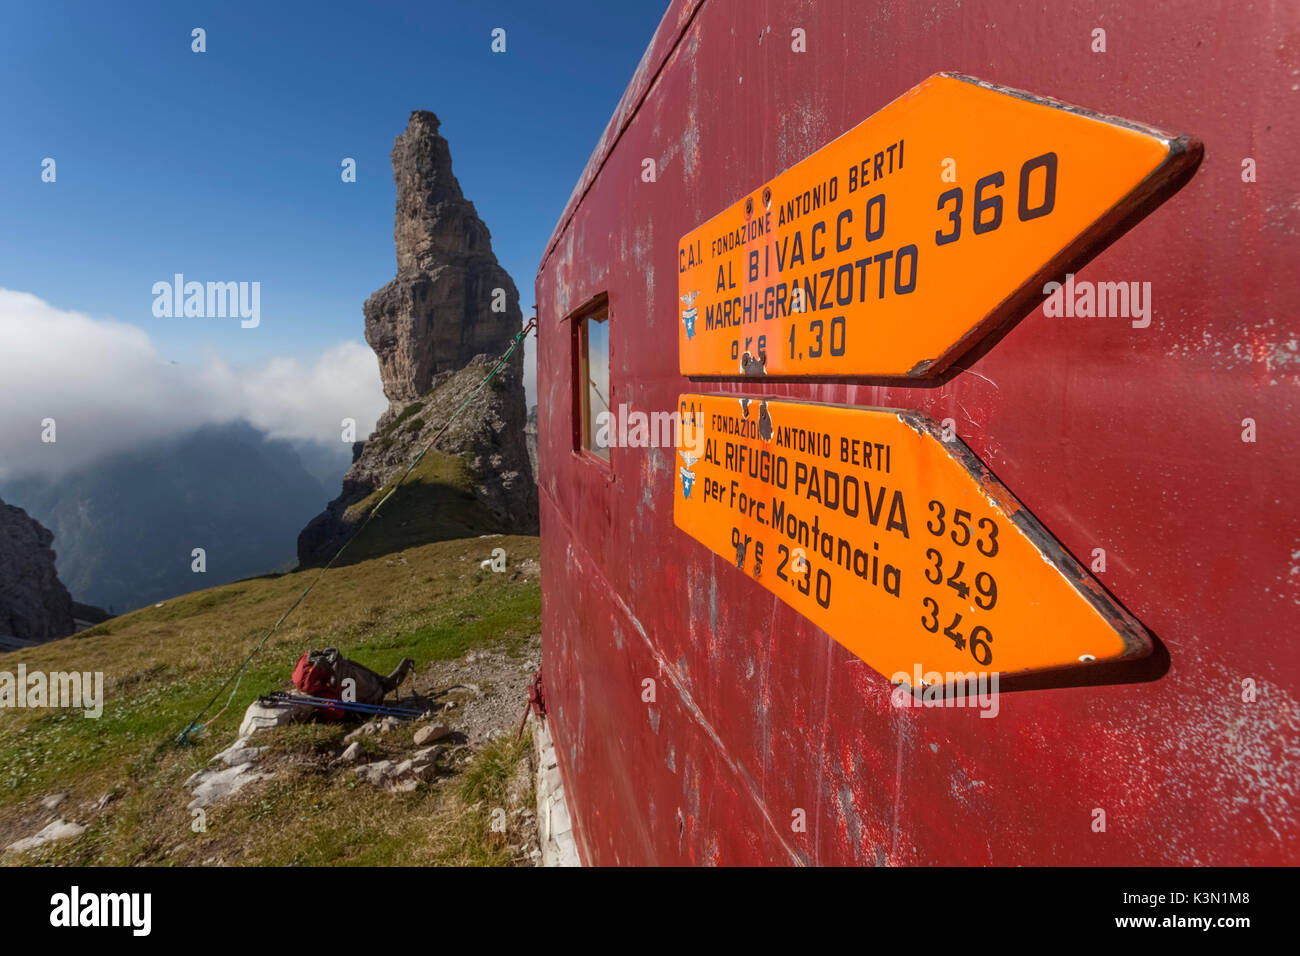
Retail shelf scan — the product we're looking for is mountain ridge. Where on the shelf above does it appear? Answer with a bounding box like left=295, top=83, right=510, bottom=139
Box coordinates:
left=3, top=422, right=331, bottom=614
left=0, top=496, right=74, bottom=642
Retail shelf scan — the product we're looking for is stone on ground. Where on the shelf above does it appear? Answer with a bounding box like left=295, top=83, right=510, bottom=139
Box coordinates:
left=186, top=763, right=273, bottom=810
left=212, top=736, right=267, bottom=768
left=5, top=818, right=86, bottom=854
left=344, top=720, right=382, bottom=743
left=335, top=741, right=363, bottom=765
left=239, top=696, right=313, bottom=737
left=414, top=723, right=452, bottom=745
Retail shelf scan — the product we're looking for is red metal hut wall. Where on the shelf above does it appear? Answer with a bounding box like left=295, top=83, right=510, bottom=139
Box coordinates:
left=534, top=0, right=1299, bottom=865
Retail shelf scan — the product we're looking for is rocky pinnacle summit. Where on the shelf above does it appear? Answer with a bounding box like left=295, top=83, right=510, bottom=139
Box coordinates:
left=297, top=111, right=537, bottom=567
left=365, top=110, right=523, bottom=403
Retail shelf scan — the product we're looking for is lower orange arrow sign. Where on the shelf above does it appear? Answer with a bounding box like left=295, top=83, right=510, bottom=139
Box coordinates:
left=673, top=394, right=1152, bottom=685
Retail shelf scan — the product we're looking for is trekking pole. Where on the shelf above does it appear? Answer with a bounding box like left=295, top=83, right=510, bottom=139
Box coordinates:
left=264, top=692, right=422, bottom=719
left=266, top=692, right=420, bottom=715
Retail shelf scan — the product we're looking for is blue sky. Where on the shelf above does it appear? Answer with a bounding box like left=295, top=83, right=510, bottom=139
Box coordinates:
left=0, top=0, right=667, bottom=396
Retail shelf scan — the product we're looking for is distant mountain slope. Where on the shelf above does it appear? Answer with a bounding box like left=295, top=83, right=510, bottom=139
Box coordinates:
left=2, top=422, right=329, bottom=613
left=0, top=495, right=74, bottom=641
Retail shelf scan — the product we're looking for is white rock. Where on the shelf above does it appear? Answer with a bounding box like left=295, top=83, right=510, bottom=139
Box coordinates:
left=344, top=722, right=381, bottom=743
left=411, top=746, right=443, bottom=781
left=412, top=745, right=444, bottom=766
left=551, top=799, right=572, bottom=836
left=187, top=764, right=273, bottom=809
left=220, top=746, right=265, bottom=767
left=335, top=741, right=363, bottom=765
left=40, top=793, right=68, bottom=811
left=5, top=818, right=86, bottom=854
left=211, top=737, right=266, bottom=768
left=414, top=724, right=452, bottom=746
left=239, top=697, right=312, bottom=738
left=555, top=841, right=581, bottom=867
left=354, top=760, right=394, bottom=787
left=544, top=767, right=562, bottom=793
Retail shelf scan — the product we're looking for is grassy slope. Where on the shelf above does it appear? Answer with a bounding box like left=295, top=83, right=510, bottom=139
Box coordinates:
left=335, top=450, right=511, bottom=564
left=0, top=451, right=541, bottom=866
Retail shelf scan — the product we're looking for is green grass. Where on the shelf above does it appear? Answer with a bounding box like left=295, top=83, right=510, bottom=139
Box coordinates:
left=0, top=533, right=541, bottom=866
left=384, top=401, right=425, bottom=434
left=363, top=401, right=428, bottom=457
left=333, top=451, right=509, bottom=565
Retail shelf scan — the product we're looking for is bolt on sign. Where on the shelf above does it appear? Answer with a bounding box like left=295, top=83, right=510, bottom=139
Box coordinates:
left=672, top=394, right=1152, bottom=684
left=677, top=73, right=1201, bottom=377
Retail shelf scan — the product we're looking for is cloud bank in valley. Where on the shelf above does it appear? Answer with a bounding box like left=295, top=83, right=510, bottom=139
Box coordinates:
left=0, top=289, right=388, bottom=480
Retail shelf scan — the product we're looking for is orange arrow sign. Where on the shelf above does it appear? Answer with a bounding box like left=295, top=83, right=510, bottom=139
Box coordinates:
left=672, top=394, right=1153, bottom=685
left=677, top=73, right=1201, bottom=378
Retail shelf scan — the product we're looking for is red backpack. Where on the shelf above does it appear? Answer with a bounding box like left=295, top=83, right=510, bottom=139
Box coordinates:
left=292, top=648, right=345, bottom=721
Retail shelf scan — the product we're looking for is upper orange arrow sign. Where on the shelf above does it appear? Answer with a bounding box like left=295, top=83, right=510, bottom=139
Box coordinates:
left=677, top=73, right=1201, bottom=378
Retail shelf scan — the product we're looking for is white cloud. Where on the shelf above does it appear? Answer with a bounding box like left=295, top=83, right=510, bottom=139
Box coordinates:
left=0, top=289, right=387, bottom=480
